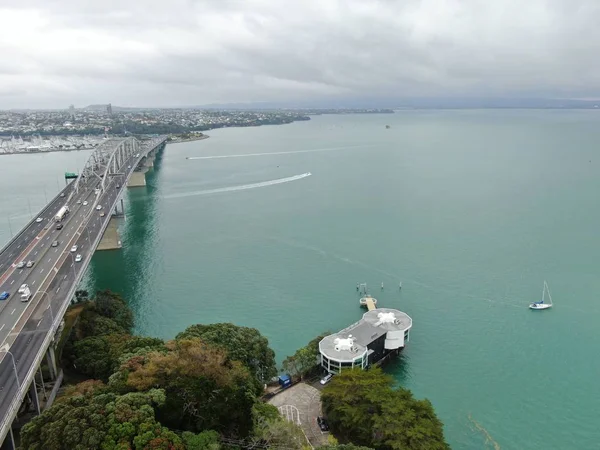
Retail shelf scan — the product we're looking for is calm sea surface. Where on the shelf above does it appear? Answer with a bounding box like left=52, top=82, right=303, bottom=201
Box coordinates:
left=2, top=110, right=599, bottom=449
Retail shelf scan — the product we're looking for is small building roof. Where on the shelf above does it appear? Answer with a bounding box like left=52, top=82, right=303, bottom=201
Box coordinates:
left=319, top=308, right=412, bottom=362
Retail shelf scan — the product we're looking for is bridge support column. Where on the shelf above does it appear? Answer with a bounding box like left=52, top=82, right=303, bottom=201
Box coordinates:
left=29, top=377, right=40, bottom=415
left=46, top=346, right=57, bottom=381
left=97, top=218, right=122, bottom=251
left=0, top=427, right=15, bottom=450
left=128, top=171, right=147, bottom=187
left=37, top=366, right=47, bottom=401
left=113, top=198, right=125, bottom=217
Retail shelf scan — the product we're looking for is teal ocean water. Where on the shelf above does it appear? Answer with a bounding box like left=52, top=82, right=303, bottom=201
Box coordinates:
left=2, top=110, right=600, bottom=449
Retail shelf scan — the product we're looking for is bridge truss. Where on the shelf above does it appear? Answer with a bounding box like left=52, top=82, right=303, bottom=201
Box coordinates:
left=69, top=137, right=140, bottom=200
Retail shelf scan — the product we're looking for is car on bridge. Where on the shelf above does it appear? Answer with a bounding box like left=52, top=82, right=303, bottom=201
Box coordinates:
left=51, top=240, right=59, bottom=247
left=70, top=245, right=78, bottom=253
left=96, top=205, right=102, bottom=211
left=16, top=261, right=25, bottom=269
left=83, top=201, right=88, bottom=206
left=100, top=212, right=106, bottom=217
left=35, top=217, right=43, bottom=223
left=56, top=223, right=63, bottom=230
left=0, top=291, right=9, bottom=301
left=18, top=284, right=28, bottom=294
left=75, top=254, right=82, bottom=263
left=26, top=260, right=35, bottom=268
left=60, top=193, right=65, bottom=197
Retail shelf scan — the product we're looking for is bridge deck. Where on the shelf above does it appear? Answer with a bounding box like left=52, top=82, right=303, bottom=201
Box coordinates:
left=0, top=135, right=168, bottom=447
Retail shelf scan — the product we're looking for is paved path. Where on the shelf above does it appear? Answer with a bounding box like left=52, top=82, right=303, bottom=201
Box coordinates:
left=268, top=382, right=328, bottom=447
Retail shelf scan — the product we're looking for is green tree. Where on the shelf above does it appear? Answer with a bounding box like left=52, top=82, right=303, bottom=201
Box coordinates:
left=122, top=338, right=258, bottom=436
left=282, top=332, right=329, bottom=378
left=91, top=290, right=134, bottom=332
left=176, top=323, right=277, bottom=384
left=371, top=391, right=448, bottom=450
left=72, top=335, right=119, bottom=380
left=72, top=334, right=165, bottom=382
left=181, top=430, right=221, bottom=450
left=19, top=390, right=183, bottom=450
left=252, top=417, right=307, bottom=450
left=321, top=368, right=449, bottom=450
left=318, top=446, right=374, bottom=450
left=56, top=380, right=106, bottom=403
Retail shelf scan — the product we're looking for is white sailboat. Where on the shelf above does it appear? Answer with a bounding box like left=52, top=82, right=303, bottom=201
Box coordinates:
left=529, top=281, right=553, bottom=310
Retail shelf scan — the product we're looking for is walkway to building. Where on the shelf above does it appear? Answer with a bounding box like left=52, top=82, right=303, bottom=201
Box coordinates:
left=268, top=382, right=329, bottom=447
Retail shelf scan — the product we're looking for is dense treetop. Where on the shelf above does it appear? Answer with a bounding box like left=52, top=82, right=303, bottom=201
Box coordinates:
left=322, top=367, right=449, bottom=450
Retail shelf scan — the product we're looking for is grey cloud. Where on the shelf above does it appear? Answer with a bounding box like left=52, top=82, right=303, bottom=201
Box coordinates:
left=1, top=0, right=600, bottom=108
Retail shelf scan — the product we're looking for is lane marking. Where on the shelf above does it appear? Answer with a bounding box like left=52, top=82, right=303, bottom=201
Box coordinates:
left=11, top=309, right=15, bottom=315
left=56, top=287, right=60, bottom=293
left=32, top=280, right=36, bottom=286
left=10, top=280, right=14, bottom=285
left=36, top=320, right=42, bottom=328
left=0, top=324, right=4, bottom=331
left=40, top=269, right=44, bottom=274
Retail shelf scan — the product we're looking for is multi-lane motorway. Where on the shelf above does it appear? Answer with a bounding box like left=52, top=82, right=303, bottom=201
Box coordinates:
left=0, top=143, right=156, bottom=429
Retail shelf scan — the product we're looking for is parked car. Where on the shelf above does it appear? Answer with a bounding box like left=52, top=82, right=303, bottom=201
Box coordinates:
left=320, top=373, right=333, bottom=385
left=18, top=284, right=28, bottom=294
left=0, top=291, right=9, bottom=301
left=60, top=193, right=65, bottom=197
left=70, top=245, right=78, bottom=252
left=75, top=254, right=82, bottom=262
left=16, top=261, right=25, bottom=269
left=51, top=240, right=59, bottom=247
left=116, top=184, right=121, bottom=189
left=26, top=260, right=35, bottom=268
left=316, top=416, right=329, bottom=432
left=35, top=217, right=43, bottom=223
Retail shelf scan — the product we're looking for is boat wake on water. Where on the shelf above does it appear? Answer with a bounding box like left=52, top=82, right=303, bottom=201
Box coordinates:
left=163, top=172, right=312, bottom=199
left=185, top=144, right=372, bottom=160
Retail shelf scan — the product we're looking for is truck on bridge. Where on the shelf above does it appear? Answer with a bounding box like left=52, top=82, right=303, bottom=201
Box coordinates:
left=54, top=205, right=70, bottom=222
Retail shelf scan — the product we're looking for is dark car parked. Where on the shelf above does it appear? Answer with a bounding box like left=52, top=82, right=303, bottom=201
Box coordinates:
left=316, top=416, right=329, bottom=432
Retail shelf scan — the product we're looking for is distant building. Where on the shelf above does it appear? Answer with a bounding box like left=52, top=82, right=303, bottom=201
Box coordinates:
left=68, top=104, right=75, bottom=119
left=107, top=103, right=113, bottom=116
left=319, top=308, right=412, bottom=374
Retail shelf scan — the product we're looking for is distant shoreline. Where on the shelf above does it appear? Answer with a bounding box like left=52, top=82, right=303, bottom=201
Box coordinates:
left=0, top=147, right=93, bottom=156
left=0, top=134, right=211, bottom=156
left=168, top=135, right=210, bottom=144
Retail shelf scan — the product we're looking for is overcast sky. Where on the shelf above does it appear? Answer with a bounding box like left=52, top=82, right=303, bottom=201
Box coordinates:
left=1, top=0, right=598, bottom=108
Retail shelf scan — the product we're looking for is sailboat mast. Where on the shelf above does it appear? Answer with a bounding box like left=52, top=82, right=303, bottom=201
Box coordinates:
left=545, top=281, right=553, bottom=305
